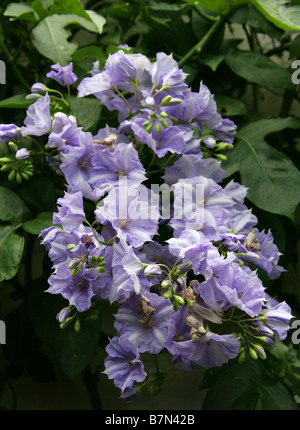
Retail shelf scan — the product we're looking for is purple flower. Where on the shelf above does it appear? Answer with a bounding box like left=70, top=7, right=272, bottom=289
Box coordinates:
left=0, top=124, right=20, bottom=142
left=126, top=115, right=187, bottom=158
left=114, top=292, right=174, bottom=354
left=47, top=62, right=78, bottom=86
left=262, top=296, right=294, bottom=340
left=151, top=52, right=188, bottom=96
left=165, top=307, right=240, bottom=368
left=95, top=185, right=159, bottom=248
left=170, top=176, right=235, bottom=241
left=47, top=112, right=83, bottom=151
left=103, top=336, right=146, bottom=393
left=88, top=142, right=146, bottom=194
left=22, top=93, right=51, bottom=137
left=213, top=117, right=236, bottom=145
left=15, top=148, right=29, bottom=160
left=199, top=254, right=266, bottom=317
left=167, top=229, right=213, bottom=275
left=46, top=261, right=98, bottom=312
left=163, top=153, right=224, bottom=185
left=52, top=191, right=85, bottom=232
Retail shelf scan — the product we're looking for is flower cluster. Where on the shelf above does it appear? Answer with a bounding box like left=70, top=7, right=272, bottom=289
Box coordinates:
left=0, top=52, right=294, bottom=399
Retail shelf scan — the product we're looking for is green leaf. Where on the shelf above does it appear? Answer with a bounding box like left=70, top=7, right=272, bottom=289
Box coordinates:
left=223, top=117, right=300, bottom=218
left=0, top=94, right=32, bottom=109
left=18, top=175, right=57, bottom=212
left=4, top=3, right=38, bottom=22
left=0, top=227, right=25, bottom=282
left=0, top=187, right=31, bottom=224
left=202, top=376, right=259, bottom=409
left=250, top=0, right=300, bottom=31
left=28, top=284, right=101, bottom=380
left=258, top=382, right=300, bottom=410
left=225, top=50, right=294, bottom=91
left=214, top=95, right=247, bottom=116
left=70, top=96, right=101, bottom=131
left=32, top=13, right=105, bottom=65
left=183, top=0, right=248, bottom=15
left=50, top=0, right=93, bottom=22
left=22, top=212, right=53, bottom=235
left=199, top=54, right=225, bottom=71
left=290, top=34, right=300, bottom=59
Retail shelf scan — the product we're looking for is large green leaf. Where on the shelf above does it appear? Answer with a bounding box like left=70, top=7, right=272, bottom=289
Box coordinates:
left=183, top=0, right=248, bottom=15
left=0, top=94, right=32, bottom=109
left=0, top=187, right=31, bottom=224
left=4, top=3, right=38, bottom=22
left=28, top=283, right=102, bottom=380
left=250, top=0, right=300, bottom=31
left=225, top=50, right=294, bottom=91
left=202, top=357, right=299, bottom=410
left=22, top=212, right=53, bottom=235
left=0, top=226, right=25, bottom=283
left=32, top=13, right=106, bottom=65
left=223, top=117, right=300, bottom=218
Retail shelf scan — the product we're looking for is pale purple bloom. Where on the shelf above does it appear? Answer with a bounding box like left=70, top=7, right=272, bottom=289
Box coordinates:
left=199, top=254, right=266, bottom=317
left=262, top=296, right=294, bottom=340
left=127, top=114, right=186, bottom=158
left=22, top=93, right=51, bottom=137
left=213, top=117, right=236, bottom=145
left=163, top=153, right=224, bottom=185
left=142, top=241, right=177, bottom=270
left=95, top=185, right=159, bottom=248
left=52, top=191, right=85, bottom=233
left=167, top=229, right=213, bottom=275
left=15, top=148, right=29, bottom=160
left=89, top=142, right=146, bottom=195
left=0, top=124, right=20, bottom=142
left=47, top=62, right=78, bottom=86
left=47, top=261, right=98, bottom=312
left=47, top=112, right=82, bottom=151
left=170, top=176, right=235, bottom=241
left=151, top=52, right=188, bottom=96
left=114, top=292, right=173, bottom=354
left=103, top=336, right=146, bottom=393
left=165, top=307, right=240, bottom=368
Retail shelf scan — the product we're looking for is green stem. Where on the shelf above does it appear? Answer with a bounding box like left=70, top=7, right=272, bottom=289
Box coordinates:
left=178, top=15, right=224, bottom=68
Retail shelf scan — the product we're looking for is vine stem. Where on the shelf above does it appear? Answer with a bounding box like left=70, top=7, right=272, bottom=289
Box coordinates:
left=178, top=15, right=225, bottom=68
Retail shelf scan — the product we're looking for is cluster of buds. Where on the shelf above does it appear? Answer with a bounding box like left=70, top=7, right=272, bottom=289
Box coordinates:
left=0, top=144, right=33, bottom=183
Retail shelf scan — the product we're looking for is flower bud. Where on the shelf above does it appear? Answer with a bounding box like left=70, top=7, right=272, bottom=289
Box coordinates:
left=163, top=290, right=173, bottom=299
left=161, top=279, right=172, bottom=289
left=8, top=141, right=18, bottom=152
left=204, top=137, right=216, bottom=149
left=15, top=148, right=29, bottom=160
left=144, top=264, right=161, bottom=278
left=249, top=347, right=258, bottom=360
left=69, top=258, right=80, bottom=269
left=159, top=95, right=172, bottom=107
left=173, top=295, right=185, bottom=306
left=177, top=261, right=192, bottom=274
left=56, top=307, right=71, bottom=324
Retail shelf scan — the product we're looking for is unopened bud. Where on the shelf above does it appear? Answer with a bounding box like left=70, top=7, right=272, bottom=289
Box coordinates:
left=249, top=347, right=258, bottom=360
left=74, top=317, right=81, bottom=333
left=144, top=264, right=161, bottom=278
left=173, top=295, right=185, bottom=306
left=161, top=279, right=172, bottom=289
left=8, top=141, right=18, bottom=152
left=178, top=261, right=192, bottom=274
left=159, top=95, right=172, bottom=106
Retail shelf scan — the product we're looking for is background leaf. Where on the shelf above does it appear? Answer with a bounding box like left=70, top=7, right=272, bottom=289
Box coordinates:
left=250, top=0, right=300, bottom=31
left=0, top=187, right=31, bottom=224
left=222, top=117, right=300, bottom=218
left=225, top=50, right=294, bottom=90
left=28, top=283, right=102, bottom=380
